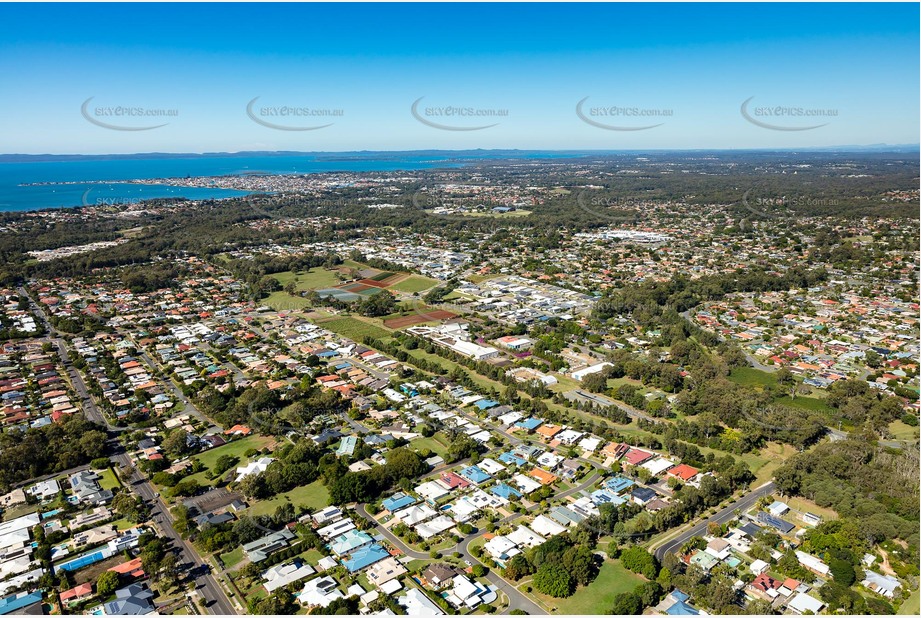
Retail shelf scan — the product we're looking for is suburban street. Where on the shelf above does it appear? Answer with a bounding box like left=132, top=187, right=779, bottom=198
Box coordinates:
left=652, top=481, right=776, bottom=561
left=355, top=464, right=603, bottom=616
left=23, top=288, right=238, bottom=615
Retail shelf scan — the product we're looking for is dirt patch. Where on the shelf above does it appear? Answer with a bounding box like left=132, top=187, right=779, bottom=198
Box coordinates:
left=357, top=278, right=391, bottom=289
left=383, top=311, right=456, bottom=329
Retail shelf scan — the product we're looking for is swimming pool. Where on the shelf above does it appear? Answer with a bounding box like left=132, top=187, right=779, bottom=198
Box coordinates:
left=55, top=548, right=109, bottom=572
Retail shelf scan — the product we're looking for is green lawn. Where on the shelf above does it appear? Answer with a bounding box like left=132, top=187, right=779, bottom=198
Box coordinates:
left=263, top=291, right=314, bottom=311
left=729, top=367, right=779, bottom=388
left=180, top=435, right=275, bottom=488
left=530, top=559, right=644, bottom=614
left=246, top=480, right=330, bottom=517
left=220, top=546, right=245, bottom=569
left=411, top=434, right=450, bottom=458
left=775, top=395, right=834, bottom=414
left=898, top=589, right=920, bottom=615
left=315, top=316, right=394, bottom=342
left=388, top=275, right=440, bottom=294
left=888, top=419, right=920, bottom=441
left=97, top=468, right=121, bottom=491
left=272, top=267, right=343, bottom=291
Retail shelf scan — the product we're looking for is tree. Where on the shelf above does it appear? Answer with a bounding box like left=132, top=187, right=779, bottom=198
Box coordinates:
left=96, top=570, right=120, bottom=597
left=533, top=563, right=574, bottom=598
left=610, top=591, right=642, bottom=615
left=636, top=581, right=664, bottom=607
left=504, top=554, right=533, bottom=581
left=162, top=428, right=194, bottom=456
left=828, top=557, right=856, bottom=586
left=620, top=546, right=659, bottom=579
left=471, top=564, right=488, bottom=577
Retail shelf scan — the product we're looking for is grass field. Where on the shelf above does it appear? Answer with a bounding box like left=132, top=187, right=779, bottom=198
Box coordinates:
left=388, top=274, right=440, bottom=294
left=181, top=435, right=275, bottom=488
left=97, top=468, right=121, bottom=491
left=246, top=479, right=330, bottom=517
left=220, top=546, right=245, bottom=569
left=888, top=419, right=920, bottom=441
left=529, top=559, right=644, bottom=614
left=410, top=433, right=450, bottom=458
left=775, top=395, right=834, bottom=414
left=316, top=316, right=394, bottom=342
left=271, top=267, right=343, bottom=291
left=898, top=589, right=920, bottom=615
left=262, top=290, right=313, bottom=311
left=729, top=366, right=779, bottom=388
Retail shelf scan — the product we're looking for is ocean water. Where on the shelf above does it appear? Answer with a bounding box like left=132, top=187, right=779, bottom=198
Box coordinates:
left=0, top=151, right=580, bottom=212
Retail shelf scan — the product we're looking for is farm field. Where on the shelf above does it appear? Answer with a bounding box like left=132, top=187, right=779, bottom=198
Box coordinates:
left=388, top=274, right=440, bottom=293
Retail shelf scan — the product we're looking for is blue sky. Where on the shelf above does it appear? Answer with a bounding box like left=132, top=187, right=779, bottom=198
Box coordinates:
left=0, top=2, right=917, bottom=153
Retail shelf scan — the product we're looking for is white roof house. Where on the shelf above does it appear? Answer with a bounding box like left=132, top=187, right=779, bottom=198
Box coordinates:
left=478, top=458, right=505, bottom=475
left=399, top=587, right=444, bottom=615
left=317, top=519, right=355, bottom=539
left=507, top=525, right=545, bottom=548
left=640, top=457, right=676, bottom=477
left=795, top=551, right=830, bottom=576
left=448, top=498, right=480, bottom=523
left=380, top=579, right=403, bottom=595
left=556, top=429, right=583, bottom=445
left=416, top=480, right=451, bottom=502
left=415, top=515, right=455, bottom=539
left=862, top=572, right=901, bottom=598
left=768, top=501, right=790, bottom=516
left=750, top=559, right=769, bottom=575
left=366, top=556, right=407, bottom=586
left=530, top=515, right=568, bottom=537
left=298, top=576, right=344, bottom=608
left=512, top=474, right=542, bottom=494
left=578, top=436, right=602, bottom=452
left=787, top=592, right=824, bottom=615
left=235, top=457, right=274, bottom=482
left=484, top=535, right=520, bottom=561
left=394, top=504, right=437, bottom=526
left=263, top=562, right=316, bottom=593
left=313, top=505, right=343, bottom=525
left=571, top=362, right=613, bottom=381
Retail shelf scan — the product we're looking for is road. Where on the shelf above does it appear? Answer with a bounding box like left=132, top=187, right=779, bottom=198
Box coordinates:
left=355, top=466, right=602, bottom=615
left=23, top=287, right=238, bottom=615
left=652, top=481, right=776, bottom=561
left=112, top=447, right=239, bottom=615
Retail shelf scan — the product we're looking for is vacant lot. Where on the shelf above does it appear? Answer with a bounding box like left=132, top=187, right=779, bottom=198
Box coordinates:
left=180, top=435, right=275, bottom=488
left=384, top=310, right=456, bottom=329
left=271, top=267, right=343, bottom=291
left=529, top=559, right=644, bottom=614
left=246, top=479, right=330, bottom=517
left=411, top=433, right=450, bottom=458
left=316, top=316, right=393, bottom=342
left=262, top=290, right=313, bottom=311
